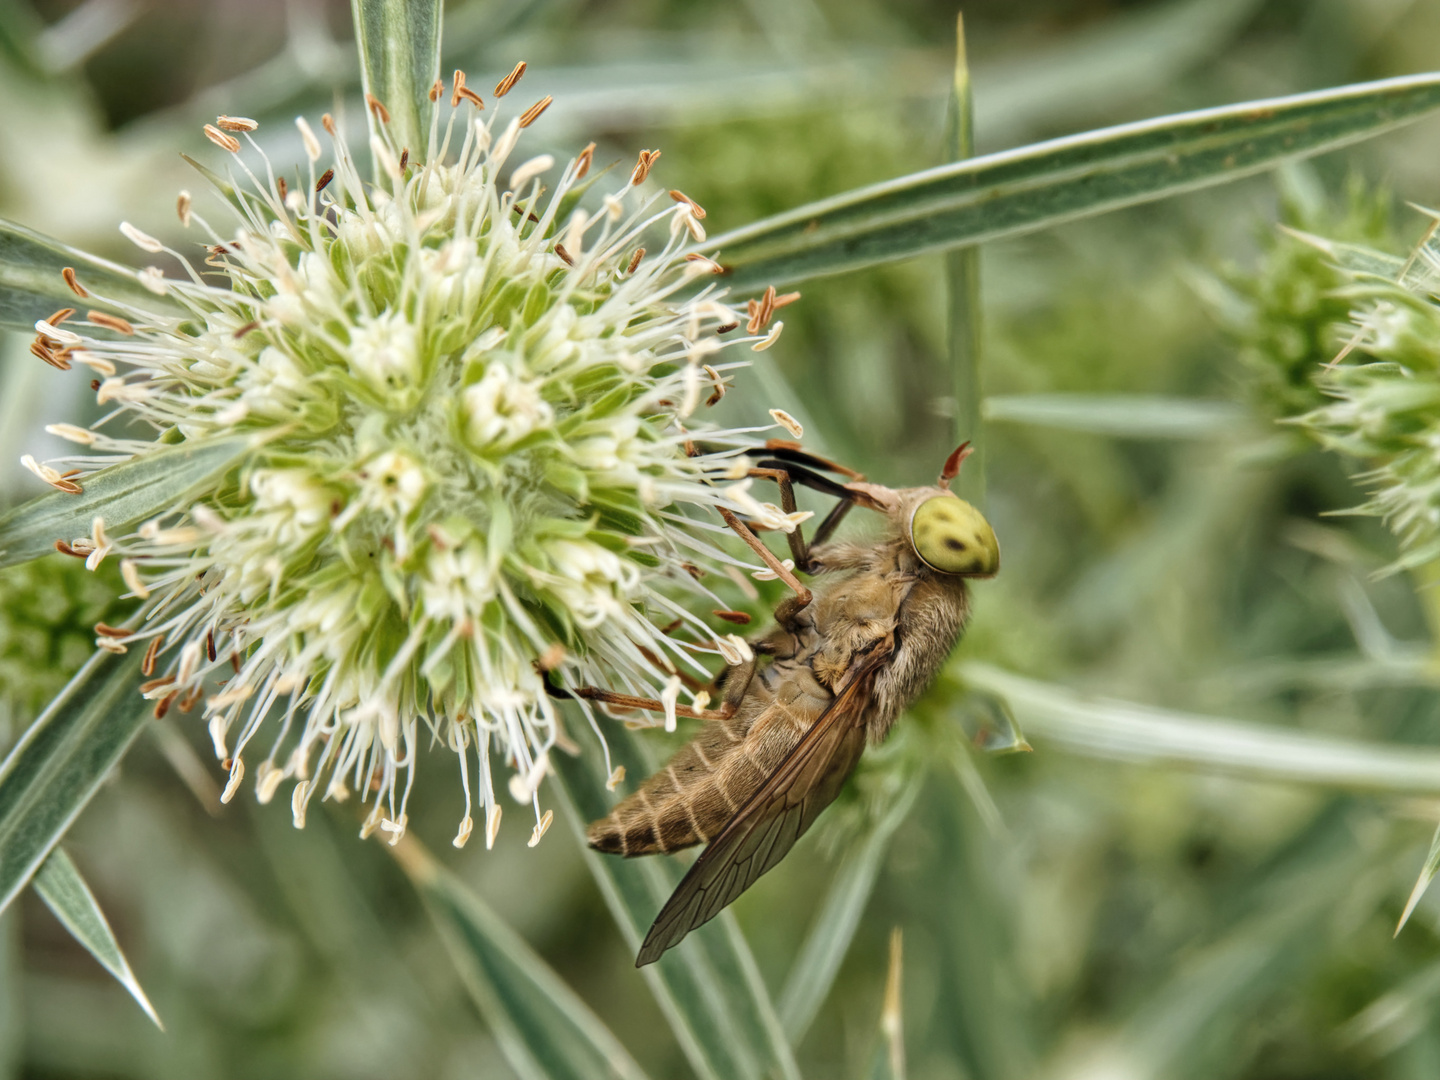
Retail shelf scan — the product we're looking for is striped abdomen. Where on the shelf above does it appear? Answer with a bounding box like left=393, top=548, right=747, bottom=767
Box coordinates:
left=588, top=693, right=825, bottom=857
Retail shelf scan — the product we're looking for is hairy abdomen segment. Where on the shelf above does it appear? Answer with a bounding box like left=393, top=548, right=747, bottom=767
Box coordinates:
left=587, top=695, right=823, bottom=857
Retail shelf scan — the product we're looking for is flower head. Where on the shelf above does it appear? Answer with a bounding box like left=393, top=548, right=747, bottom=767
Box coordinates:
left=30, top=74, right=792, bottom=847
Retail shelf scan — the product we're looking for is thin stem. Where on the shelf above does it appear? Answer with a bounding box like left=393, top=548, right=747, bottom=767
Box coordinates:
left=350, top=0, right=442, bottom=165
left=944, top=11, right=984, bottom=505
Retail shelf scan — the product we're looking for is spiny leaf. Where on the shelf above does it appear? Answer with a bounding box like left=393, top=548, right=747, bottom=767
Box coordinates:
left=706, top=72, right=1440, bottom=290
left=779, top=781, right=919, bottom=1044
left=1396, top=819, right=1440, bottom=935
left=963, top=661, right=1440, bottom=791
left=0, top=217, right=182, bottom=332
left=392, top=838, right=649, bottom=1080
left=0, top=437, right=247, bottom=570
left=983, top=394, right=1249, bottom=439
left=0, top=648, right=149, bottom=916
left=551, top=725, right=801, bottom=1080
left=33, top=846, right=162, bottom=1028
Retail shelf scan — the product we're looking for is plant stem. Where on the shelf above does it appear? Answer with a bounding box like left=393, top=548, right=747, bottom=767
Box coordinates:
left=945, top=11, right=984, bottom=505
left=350, top=0, right=442, bottom=164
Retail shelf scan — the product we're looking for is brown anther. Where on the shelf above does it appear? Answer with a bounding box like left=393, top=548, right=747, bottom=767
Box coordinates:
left=154, top=692, right=178, bottom=719
left=713, top=609, right=753, bottom=625
left=630, top=149, right=661, bottom=186
left=52, top=479, right=82, bottom=494
left=231, top=652, right=242, bottom=673
left=315, top=168, right=335, bottom=193
left=365, top=94, right=390, bottom=123
left=659, top=618, right=684, bottom=634
left=88, top=311, right=135, bottom=335
left=680, top=562, right=706, bottom=580
left=455, top=86, right=484, bottom=109
left=429, top=77, right=444, bottom=103
left=518, top=96, right=552, bottom=128
left=276, top=176, right=287, bottom=200
left=537, top=642, right=566, bottom=671
left=46, top=307, right=75, bottom=326
left=54, top=540, right=85, bottom=558
left=30, top=341, right=67, bottom=370
left=704, top=365, right=726, bottom=406
left=234, top=321, right=259, bottom=339
left=140, top=675, right=175, bottom=694
left=574, top=141, right=595, bottom=180
left=94, top=622, right=130, bottom=639
left=554, top=242, right=574, bottom=266
left=90, top=379, right=101, bottom=391
left=62, top=266, right=87, bottom=298
left=716, top=322, right=739, bottom=335
left=321, top=113, right=336, bottom=135
left=495, top=60, right=526, bottom=97
left=626, top=247, right=645, bottom=274
left=217, top=115, right=258, bottom=132
left=509, top=205, right=541, bottom=224
left=141, top=635, right=165, bottom=677
left=206, top=630, right=217, bottom=662
left=398, top=148, right=409, bottom=171
left=178, top=686, right=203, bottom=713
left=203, top=124, right=241, bottom=153
left=746, top=286, right=778, bottom=335
left=669, top=189, right=707, bottom=219
left=59, top=469, right=81, bottom=479
left=450, top=69, right=467, bottom=107
left=773, top=291, right=801, bottom=309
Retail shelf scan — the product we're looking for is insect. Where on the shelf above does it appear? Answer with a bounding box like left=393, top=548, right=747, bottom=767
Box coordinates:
left=563, top=440, right=999, bottom=966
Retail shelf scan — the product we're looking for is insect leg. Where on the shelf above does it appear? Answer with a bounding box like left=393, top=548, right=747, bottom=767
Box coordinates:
left=545, top=678, right=737, bottom=721
left=746, top=467, right=811, bottom=570
left=717, top=507, right=812, bottom=609
left=750, top=460, right=858, bottom=571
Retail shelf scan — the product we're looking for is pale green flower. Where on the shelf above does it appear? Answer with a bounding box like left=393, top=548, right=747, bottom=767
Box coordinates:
left=29, top=84, right=793, bottom=849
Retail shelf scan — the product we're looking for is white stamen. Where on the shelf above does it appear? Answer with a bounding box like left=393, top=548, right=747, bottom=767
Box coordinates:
left=509, top=154, right=554, bottom=191
left=296, top=115, right=322, bottom=161
left=119, top=221, right=164, bottom=253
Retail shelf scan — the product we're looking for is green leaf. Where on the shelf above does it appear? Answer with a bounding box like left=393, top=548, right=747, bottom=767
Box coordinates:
left=0, top=648, right=149, bottom=916
left=779, top=781, right=919, bottom=1044
left=392, top=838, right=650, bottom=1080
left=551, top=726, right=801, bottom=1080
left=33, top=846, right=162, bottom=1029
left=945, top=12, right=984, bottom=506
left=982, top=394, right=1250, bottom=439
left=867, top=929, right=907, bottom=1080
left=962, top=661, right=1440, bottom=792
left=706, top=73, right=1440, bottom=290
left=1397, top=819, right=1440, bottom=935
left=0, top=217, right=183, bottom=332
left=350, top=0, right=442, bottom=161
left=0, top=436, right=247, bottom=569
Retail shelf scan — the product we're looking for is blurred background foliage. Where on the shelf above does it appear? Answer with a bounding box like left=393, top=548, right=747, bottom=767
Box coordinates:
left=8, top=0, right=1440, bottom=1078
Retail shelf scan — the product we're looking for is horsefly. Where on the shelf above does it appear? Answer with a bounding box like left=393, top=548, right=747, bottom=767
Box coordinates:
left=554, top=441, right=999, bottom=965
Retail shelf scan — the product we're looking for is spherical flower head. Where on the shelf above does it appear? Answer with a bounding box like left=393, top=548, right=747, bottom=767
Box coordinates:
left=30, top=82, right=793, bottom=849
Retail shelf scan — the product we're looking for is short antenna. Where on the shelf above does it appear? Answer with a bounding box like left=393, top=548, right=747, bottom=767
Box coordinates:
left=938, top=442, right=973, bottom=490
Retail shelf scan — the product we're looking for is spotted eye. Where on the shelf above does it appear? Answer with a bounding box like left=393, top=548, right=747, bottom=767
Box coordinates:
left=910, top=495, right=999, bottom=576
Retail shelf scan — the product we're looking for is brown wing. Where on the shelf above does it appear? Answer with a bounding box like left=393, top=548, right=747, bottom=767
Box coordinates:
left=635, top=641, right=893, bottom=967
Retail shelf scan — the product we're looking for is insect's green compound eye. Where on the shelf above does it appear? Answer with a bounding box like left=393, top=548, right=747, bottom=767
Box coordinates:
left=910, top=496, right=1000, bottom=577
